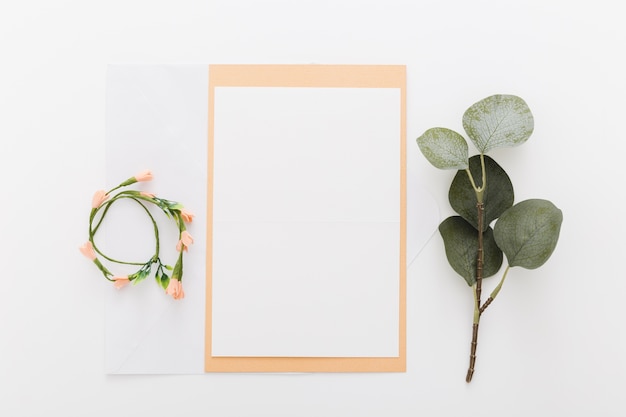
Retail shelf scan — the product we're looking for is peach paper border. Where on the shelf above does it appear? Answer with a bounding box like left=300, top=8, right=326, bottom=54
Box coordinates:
left=205, top=64, right=406, bottom=372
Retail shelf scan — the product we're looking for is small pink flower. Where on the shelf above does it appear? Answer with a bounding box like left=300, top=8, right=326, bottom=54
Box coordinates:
left=180, top=208, right=194, bottom=223
left=134, top=170, right=153, bottom=182
left=176, top=230, right=194, bottom=252
left=79, top=241, right=96, bottom=261
left=166, top=279, right=185, bottom=300
left=181, top=230, right=193, bottom=246
left=140, top=191, right=155, bottom=198
left=91, top=190, right=109, bottom=208
left=113, top=275, right=130, bottom=289
left=176, top=230, right=193, bottom=252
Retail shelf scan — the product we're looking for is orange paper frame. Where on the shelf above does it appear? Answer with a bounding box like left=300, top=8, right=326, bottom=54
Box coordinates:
left=205, top=64, right=406, bottom=372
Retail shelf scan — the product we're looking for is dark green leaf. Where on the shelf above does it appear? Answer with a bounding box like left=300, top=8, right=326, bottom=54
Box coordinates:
left=439, top=216, right=503, bottom=286
left=416, top=127, right=469, bottom=170
left=449, top=155, right=514, bottom=230
left=172, top=253, right=183, bottom=280
left=494, top=199, right=563, bottom=269
left=159, top=272, right=170, bottom=291
left=463, top=95, right=534, bottom=153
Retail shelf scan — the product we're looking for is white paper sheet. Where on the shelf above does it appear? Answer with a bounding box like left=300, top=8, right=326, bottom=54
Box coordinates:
left=211, top=87, right=400, bottom=357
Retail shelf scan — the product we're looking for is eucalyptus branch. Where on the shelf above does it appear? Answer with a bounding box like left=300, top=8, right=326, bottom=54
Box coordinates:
left=417, top=94, right=562, bottom=382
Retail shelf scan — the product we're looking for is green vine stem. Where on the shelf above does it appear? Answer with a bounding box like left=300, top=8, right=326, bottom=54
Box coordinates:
left=90, top=194, right=159, bottom=267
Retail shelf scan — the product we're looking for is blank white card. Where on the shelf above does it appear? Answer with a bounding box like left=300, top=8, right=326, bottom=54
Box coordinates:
left=211, top=86, right=401, bottom=357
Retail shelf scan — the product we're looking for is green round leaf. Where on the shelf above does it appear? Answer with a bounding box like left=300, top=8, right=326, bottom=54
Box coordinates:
left=462, top=95, right=534, bottom=153
left=439, top=216, right=503, bottom=286
left=494, top=199, right=563, bottom=269
left=449, top=155, right=514, bottom=231
left=416, top=127, right=469, bottom=170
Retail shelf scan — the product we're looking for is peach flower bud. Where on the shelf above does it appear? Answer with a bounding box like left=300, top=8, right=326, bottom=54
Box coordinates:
left=91, top=190, right=109, bottom=208
left=79, top=241, right=96, bottom=261
left=140, top=191, right=155, bottom=198
left=113, top=275, right=130, bottom=289
left=176, top=230, right=194, bottom=252
left=134, top=170, right=153, bottom=182
left=180, top=208, right=194, bottom=223
left=166, top=279, right=185, bottom=300
left=181, top=230, right=194, bottom=246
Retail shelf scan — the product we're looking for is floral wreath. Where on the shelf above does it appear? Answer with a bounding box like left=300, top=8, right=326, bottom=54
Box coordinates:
left=79, top=170, right=193, bottom=300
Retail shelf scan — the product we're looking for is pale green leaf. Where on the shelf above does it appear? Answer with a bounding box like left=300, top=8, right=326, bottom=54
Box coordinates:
left=439, top=216, right=503, bottom=286
left=416, top=127, right=469, bottom=170
left=132, top=268, right=149, bottom=285
left=494, top=199, right=563, bottom=269
left=462, top=95, right=534, bottom=153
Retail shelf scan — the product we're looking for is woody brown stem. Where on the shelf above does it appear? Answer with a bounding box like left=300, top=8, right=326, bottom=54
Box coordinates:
left=479, top=265, right=510, bottom=315
left=465, top=322, right=479, bottom=382
left=466, top=201, right=485, bottom=383
left=479, top=297, right=493, bottom=314
left=476, top=202, right=484, bottom=305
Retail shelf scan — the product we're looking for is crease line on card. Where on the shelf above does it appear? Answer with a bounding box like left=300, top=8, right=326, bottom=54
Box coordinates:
left=106, top=302, right=175, bottom=374
left=406, top=228, right=438, bottom=269
left=406, top=185, right=441, bottom=269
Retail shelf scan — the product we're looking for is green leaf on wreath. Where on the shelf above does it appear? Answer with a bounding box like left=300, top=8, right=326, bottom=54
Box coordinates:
left=494, top=199, right=563, bottom=269
left=449, top=155, right=514, bottom=231
left=462, top=94, right=533, bottom=153
left=132, top=268, right=149, bottom=285
left=439, top=216, right=503, bottom=286
left=158, top=272, right=170, bottom=291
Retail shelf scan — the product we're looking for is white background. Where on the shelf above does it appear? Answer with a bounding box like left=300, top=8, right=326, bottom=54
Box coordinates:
left=1, top=1, right=624, bottom=416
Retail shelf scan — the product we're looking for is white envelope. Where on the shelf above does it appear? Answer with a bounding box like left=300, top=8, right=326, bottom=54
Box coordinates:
left=103, top=64, right=439, bottom=374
